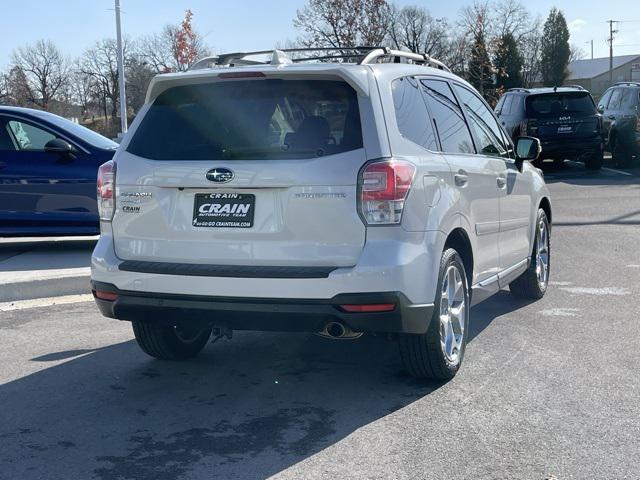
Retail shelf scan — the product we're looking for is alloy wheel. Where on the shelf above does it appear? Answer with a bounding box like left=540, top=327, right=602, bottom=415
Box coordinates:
left=439, top=265, right=466, bottom=366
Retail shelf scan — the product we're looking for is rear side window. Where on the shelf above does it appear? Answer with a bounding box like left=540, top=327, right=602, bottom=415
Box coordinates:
left=7, top=120, right=56, bottom=151
left=607, top=89, right=624, bottom=109
left=526, top=92, right=595, bottom=116
left=391, top=77, right=437, bottom=150
left=498, top=95, right=514, bottom=115
left=452, top=84, right=508, bottom=158
left=621, top=88, right=639, bottom=108
left=127, top=79, right=363, bottom=160
left=420, top=79, right=474, bottom=154
left=598, top=89, right=613, bottom=110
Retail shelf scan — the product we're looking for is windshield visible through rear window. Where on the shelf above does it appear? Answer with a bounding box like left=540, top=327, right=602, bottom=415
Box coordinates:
left=526, top=92, right=595, bottom=117
left=127, top=79, right=363, bottom=160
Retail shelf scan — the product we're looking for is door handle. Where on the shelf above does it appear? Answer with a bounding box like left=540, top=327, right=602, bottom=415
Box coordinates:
left=607, top=115, right=615, bottom=120
left=496, top=176, right=507, bottom=188
left=454, top=170, right=468, bottom=187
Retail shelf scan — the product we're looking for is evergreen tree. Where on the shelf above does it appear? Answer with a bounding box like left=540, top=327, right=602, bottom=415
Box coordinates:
left=540, top=8, right=570, bottom=86
left=495, top=32, right=523, bottom=89
left=468, top=30, right=493, bottom=96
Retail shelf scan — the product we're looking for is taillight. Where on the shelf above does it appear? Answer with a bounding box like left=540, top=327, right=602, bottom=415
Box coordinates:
left=521, top=119, right=538, bottom=135
left=636, top=116, right=640, bottom=132
left=97, top=160, right=116, bottom=221
left=359, top=159, right=415, bottom=225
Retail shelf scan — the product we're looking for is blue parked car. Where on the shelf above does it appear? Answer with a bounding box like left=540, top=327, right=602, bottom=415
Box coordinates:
left=0, top=106, right=117, bottom=236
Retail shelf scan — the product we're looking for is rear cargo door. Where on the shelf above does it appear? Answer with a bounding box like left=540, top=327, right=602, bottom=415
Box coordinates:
left=526, top=91, right=598, bottom=139
left=112, top=78, right=368, bottom=267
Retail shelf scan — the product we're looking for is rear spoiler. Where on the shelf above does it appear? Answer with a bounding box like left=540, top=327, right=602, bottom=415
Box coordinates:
left=144, top=66, right=372, bottom=104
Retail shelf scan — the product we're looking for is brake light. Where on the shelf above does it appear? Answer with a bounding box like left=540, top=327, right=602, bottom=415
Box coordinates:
left=97, top=160, right=116, bottom=221
left=521, top=119, right=538, bottom=135
left=359, top=159, right=415, bottom=225
left=218, top=71, right=266, bottom=79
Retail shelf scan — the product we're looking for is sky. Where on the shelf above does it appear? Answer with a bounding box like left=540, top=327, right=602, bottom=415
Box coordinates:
left=2, top=0, right=640, bottom=69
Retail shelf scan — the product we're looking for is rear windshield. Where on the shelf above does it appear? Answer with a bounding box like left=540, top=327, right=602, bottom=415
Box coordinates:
left=526, top=92, right=595, bottom=117
left=127, top=79, right=363, bottom=160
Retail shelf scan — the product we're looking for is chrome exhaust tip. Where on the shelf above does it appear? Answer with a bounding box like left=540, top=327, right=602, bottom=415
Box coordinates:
left=316, top=321, right=363, bottom=340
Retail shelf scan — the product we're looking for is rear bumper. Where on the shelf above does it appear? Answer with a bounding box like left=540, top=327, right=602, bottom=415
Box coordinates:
left=539, top=136, right=603, bottom=159
left=91, top=281, right=434, bottom=334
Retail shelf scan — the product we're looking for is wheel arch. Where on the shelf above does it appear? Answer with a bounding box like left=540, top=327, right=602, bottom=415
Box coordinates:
left=444, top=227, right=474, bottom=288
left=539, top=197, right=552, bottom=226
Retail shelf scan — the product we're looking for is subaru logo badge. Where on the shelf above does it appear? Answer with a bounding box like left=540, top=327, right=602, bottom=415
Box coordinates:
left=206, top=168, right=234, bottom=183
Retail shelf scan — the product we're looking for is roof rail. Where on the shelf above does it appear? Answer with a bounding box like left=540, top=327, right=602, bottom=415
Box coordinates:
left=562, top=84, right=585, bottom=90
left=187, top=46, right=450, bottom=72
left=358, top=47, right=450, bottom=71
left=613, top=81, right=640, bottom=87
left=506, top=88, right=530, bottom=93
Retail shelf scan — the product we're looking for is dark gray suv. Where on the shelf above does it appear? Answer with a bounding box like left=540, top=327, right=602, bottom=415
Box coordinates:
left=597, top=82, right=640, bottom=167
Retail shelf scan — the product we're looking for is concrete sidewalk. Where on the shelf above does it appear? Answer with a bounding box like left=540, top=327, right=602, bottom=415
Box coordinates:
left=0, top=237, right=96, bottom=302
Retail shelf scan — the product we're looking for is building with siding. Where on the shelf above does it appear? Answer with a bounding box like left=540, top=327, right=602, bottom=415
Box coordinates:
left=566, top=54, right=640, bottom=99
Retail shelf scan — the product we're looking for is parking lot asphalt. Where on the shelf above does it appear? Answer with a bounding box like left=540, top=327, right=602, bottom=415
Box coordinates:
left=0, top=161, right=639, bottom=480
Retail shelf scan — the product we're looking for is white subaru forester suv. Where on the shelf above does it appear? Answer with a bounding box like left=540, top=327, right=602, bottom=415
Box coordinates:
left=92, top=47, right=551, bottom=380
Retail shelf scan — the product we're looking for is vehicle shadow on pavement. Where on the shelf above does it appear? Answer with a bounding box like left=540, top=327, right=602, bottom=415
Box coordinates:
left=0, top=296, right=518, bottom=480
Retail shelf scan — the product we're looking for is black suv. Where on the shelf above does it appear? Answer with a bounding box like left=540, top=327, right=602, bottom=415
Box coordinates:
left=597, top=82, right=640, bottom=167
left=496, top=86, right=604, bottom=170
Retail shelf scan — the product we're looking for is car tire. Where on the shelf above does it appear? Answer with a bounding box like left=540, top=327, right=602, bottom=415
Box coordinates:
left=132, top=321, right=211, bottom=360
left=585, top=152, right=603, bottom=170
left=509, top=209, right=550, bottom=300
left=398, top=248, right=469, bottom=380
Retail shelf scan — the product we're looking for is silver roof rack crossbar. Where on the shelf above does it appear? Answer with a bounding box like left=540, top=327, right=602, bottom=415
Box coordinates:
left=188, top=47, right=450, bottom=71
left=359, top=47, right=450, bottom=71
left=188, top=47, right=379, bottom=70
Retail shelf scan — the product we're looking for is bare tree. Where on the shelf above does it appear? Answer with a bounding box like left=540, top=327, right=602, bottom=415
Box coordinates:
left=0, top=72, right=9, bottom=102
left=569, top=43, right=587, bottom=63
left=459, top=1, right=492, bottom=41
left=10, top=39, right=70, bottom=110
left=80, top=38, right=131, bottom=123
left=389, top=5, right=449, bottom=58
left=493, top=0, right=535, bottom=41
left=125, top=56, right=155, bottom=113
left=294, top=0, right=391, bottom=49
left=520, top=17, right=543, bottom=87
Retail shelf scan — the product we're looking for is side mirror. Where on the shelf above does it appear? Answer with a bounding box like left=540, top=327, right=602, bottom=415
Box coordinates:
left=514, top=136, right=541, bottom=170
left=44, top=138, right=74, bottom=156
left=597, top=104, right=605, bottom=114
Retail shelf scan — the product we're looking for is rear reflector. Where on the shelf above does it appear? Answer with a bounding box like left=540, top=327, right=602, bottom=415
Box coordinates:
left=218, top=71, right=266, bottom=79
left=94, top=290, right=118, bottom=301
left=339, top=303, right=396, bottom=313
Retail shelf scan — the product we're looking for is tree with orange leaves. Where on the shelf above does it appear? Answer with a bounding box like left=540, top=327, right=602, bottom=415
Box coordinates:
left=172, top=10, right=200, bottom=70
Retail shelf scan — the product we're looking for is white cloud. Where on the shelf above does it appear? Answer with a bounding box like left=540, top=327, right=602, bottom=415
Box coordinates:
left=568, top=19, right=587, bottom=33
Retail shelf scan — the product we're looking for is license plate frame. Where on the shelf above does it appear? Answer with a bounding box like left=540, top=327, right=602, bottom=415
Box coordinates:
left=192, top=193, right=255, bottom=228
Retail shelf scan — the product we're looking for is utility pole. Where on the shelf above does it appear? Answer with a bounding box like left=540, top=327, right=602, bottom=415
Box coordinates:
left=607, top=20, right=618, bottom=85
left=587, top=39, right=593, bottom=60
left=115, top=0, right=127, bottom=135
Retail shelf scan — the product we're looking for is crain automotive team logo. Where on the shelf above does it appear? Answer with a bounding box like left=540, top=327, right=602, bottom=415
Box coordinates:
left=206, top=168, right=234, bottom=183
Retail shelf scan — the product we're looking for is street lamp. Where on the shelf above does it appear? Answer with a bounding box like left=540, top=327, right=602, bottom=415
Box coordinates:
left=114, top=0, right=127, bottom=136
